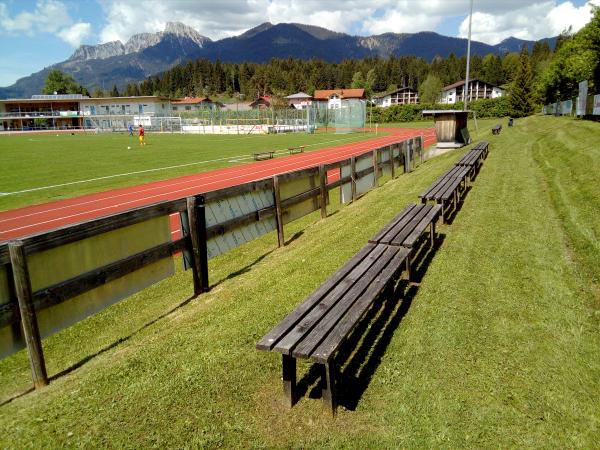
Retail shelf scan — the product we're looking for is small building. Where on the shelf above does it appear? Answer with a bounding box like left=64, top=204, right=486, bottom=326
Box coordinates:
left=373, top=87, right=419, bottom=107
left=313, top=89, right=365, bottom=109
left=249, top=96, right=271, bottom=110
left=171, top=97, right=222, bottom=112
left=440, top=79, right=504, bottom=104
left=285, top=92, right=313, bottom=110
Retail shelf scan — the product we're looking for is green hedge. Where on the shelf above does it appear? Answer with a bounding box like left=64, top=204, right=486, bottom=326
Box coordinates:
left=370, top=97, right=511, bottom=123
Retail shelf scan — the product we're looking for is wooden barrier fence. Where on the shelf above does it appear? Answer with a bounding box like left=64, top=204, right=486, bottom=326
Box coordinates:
left=0, top=135, right=424, bottom=389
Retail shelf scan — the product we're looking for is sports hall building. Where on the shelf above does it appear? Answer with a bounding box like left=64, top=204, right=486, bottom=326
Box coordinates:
left=0, top=94, right=171, bottom=132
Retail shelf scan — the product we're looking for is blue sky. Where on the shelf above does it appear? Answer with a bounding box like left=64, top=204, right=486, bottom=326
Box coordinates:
left=0, top=0, right=597, bottom=87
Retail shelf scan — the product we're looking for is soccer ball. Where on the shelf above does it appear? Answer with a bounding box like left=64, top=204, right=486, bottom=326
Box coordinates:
left=127, top=146, right=131, bottom=150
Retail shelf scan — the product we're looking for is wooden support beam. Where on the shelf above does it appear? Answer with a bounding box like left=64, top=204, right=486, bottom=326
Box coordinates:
left=187, top=196, right=209, bottom=294
left=197, top=195, right=210, bottom=293
left=8, top=241, right=48, bottom=389
left=273, top=176, right=285, bottom=247
left=319, top=165, right=328, bottom=219
left=372, top=150, right=379, bottom=188
left=282, top=354, right=297, bottom=408
left=350, top=156, right=357, bottom=202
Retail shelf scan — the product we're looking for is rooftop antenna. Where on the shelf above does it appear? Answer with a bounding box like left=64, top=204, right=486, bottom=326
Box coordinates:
left=464, top=0, right=473, bottom=111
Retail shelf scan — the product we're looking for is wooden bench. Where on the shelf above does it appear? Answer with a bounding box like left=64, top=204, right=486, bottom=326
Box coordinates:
left=369, top=203, right=442, bottom=278
left=419, top=176, right=464, bottom=223
left=472, top=141, right=489, bottom=158
left=257, top=242, right=411, bottom=414
left=492, top=124, right=502, bottom=135
left=455, top=149, right=484, bottom=178
left=253, top=151, right=275, bottom=161
left=288, top=145, right=305, bottom=155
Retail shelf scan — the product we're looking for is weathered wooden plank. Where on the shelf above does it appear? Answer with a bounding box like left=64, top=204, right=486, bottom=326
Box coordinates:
left=27, top=238, right=187, bottom=319
left=0, top=245, right=8, bottom=266
left=15, top=198, right=186, bottom=259
left=203, top=178, right=273, bottom=203
left=292, top=245, right=399, bottom=358
left=311, top=247, right=411, bottom=363
left=273, top=244, right=387, bottom=355
left=256, top=243, right=377, bottom=351
left=205, top=206, right=276, bottom=240
left=277, top=167, right=319, bottom=182
left=280, top=187, right=320, bottom=210
left=369, top=204, right=417, bottom=244
left=350, top=157, right=357, bottom=202
left=187, top=197, right=203, bottom=295
left=8, top=241, right=48, bottom=389
left=273, top=176, right=285, bottom=247
left=402, top=205, right=442, bottom=248
left=389, top=205, right=434, bottom=246
left=327, top=175, right=352, bottom=190
left=319, top=165, right=328, bottom=219
left=380, top=205, right=431, bottom=245
left=196, top=196, right=210, bottom=292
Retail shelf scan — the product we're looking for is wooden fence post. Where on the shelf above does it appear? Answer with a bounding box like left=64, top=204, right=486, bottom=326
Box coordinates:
left=390, top=146, right=396, bottom=179
left=350, top=156, right=357, bottom=202
left=273, top=176, right=285, bottom=247
left=8, top=241, right=48, bottom=389
left=197, top=195, right=209, bottom=292
left=372, top=150, right=379, bottom=188
left=318, top=165, right=328, bottom=219
left=186, top=196, right=209, bottom=294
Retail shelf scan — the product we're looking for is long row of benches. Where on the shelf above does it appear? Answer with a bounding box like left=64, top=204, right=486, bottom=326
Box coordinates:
left=257, top=141, right=489, bottom=414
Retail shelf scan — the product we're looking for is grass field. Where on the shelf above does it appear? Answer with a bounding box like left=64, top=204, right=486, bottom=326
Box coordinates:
left=0, top=116, right=598, bottom=448
left=0, top=130, right=380, bottom=211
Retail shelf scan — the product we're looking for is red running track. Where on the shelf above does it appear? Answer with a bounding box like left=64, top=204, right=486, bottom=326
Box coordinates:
left=0, top=127, right=436, bottom=242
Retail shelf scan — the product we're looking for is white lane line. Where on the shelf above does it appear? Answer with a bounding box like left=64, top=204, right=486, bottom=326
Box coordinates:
left=1, top=135, right=371, bottom=197
left=0, top=136, right=397, bottom=225
left=0, top=131, right=437, bottom=235
left=0, top=139, right=406, bottom=235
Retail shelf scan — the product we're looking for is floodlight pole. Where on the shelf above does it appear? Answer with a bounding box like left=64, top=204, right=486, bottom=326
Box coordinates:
left=464, top=0, right=474, bottom=111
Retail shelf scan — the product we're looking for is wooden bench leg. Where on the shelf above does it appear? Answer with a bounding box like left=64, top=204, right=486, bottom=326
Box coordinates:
left=430, top=220, right=436, bottom=247
left=322, top=362, right=337, bottom=415
left=282, top=354, right=297, bottom=408
left=405, top=257, right=411, bottom=282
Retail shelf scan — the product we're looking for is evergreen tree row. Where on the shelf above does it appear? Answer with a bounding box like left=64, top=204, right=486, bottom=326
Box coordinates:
left=93, top=45, right=551, bottom=100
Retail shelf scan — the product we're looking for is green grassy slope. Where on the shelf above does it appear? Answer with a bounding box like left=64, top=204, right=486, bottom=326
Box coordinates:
left=0, top=116, right=598, bottom=448
left=0, top=131, right=377, bottom=210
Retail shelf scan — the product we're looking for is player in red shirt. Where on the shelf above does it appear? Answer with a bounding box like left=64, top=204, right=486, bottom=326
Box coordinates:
left=138, top=124, right=145, bottom=146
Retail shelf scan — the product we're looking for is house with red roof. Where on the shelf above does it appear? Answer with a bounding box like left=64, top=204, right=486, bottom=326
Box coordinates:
left=249, top=96, right=272, bottom=109
left=313, top=88, right=365, bottom=109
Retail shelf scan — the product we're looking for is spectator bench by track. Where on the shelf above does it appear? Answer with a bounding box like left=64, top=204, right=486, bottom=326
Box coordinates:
left=256, top=203, right=441, bottom=414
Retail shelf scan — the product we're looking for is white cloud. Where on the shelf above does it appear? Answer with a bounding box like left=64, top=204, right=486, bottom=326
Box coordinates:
left=458, top=1, right=599, bottom=44
left=58, top=22, right=92, bottom=47
left=0, top=0, right=72, bottom=35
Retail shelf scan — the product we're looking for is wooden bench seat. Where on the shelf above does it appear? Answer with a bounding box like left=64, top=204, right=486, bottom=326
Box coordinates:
left=288, top=145, right=305, bottom=155
left=455, top=149, right=485, bottom=178
left=253, top=151, right=275, bottom=161
left=257, top=242, right=411, bottom=413
left=472, top=141, right=489, bottom=158
left=419, top=177, right=464, bottom=223
left=369, top=203, right=442, bottom=275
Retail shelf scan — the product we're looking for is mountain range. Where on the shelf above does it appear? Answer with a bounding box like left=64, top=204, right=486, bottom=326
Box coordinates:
left=0, top=22, right=556, bottom=99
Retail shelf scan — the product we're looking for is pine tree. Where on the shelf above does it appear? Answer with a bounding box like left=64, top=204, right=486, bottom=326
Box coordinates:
left=509, top=47, right=535, bottom=117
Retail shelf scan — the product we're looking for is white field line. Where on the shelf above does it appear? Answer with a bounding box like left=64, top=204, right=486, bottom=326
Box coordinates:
left=0, top=137, right=407, bottom=235
left=1, top=135, right=373, bottom=197
left=1, top=130, right=437, bottom=235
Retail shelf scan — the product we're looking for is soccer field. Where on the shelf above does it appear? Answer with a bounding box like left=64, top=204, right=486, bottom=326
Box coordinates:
left=0, top=131, right=378, bottom=211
